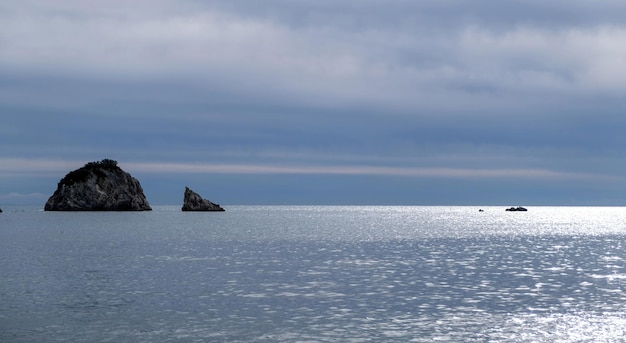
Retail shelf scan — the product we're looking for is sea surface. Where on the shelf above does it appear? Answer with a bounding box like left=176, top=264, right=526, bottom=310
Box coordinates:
left=1, top=206, right=626, bottom=342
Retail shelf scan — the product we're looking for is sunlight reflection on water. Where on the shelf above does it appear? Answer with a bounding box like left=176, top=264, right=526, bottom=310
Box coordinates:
left=2, top=206, right=626, bottom=342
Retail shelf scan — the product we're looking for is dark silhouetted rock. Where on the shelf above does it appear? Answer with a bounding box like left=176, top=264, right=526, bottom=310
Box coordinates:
left=182, top=187, right=224, bottom=211
left=505, top=206, right=527, bottom=212
left=44, top=159, right=151, bottom=211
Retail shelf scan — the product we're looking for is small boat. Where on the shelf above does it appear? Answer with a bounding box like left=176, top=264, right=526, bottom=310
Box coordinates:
left=505, top=206, right=527, bottom=212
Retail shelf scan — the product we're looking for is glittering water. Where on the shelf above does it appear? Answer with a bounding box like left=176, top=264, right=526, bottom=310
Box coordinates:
left=1, top=206, right=626, bottom=342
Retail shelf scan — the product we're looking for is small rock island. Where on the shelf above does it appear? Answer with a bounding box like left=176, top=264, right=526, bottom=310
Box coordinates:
left=44, top=159, right=152, bottom=211
left=182, top=187, right=225, bottom=211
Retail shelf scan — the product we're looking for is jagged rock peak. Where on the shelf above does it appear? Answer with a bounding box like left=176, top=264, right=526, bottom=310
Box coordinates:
left=182, top=187, right=225, bottom=211
left=44, top=159, right=152, bottom=211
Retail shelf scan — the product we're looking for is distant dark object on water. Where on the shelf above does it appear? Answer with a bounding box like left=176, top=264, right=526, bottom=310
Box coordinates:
left=44, top=159, right=151, bottom=211
left=0, top=207, right=3, bottom=213
left=479, top=209, right=484, bottom=212
left=506, top=206, right=528, bottom=212
left=182, top=187, right=225, bottom=212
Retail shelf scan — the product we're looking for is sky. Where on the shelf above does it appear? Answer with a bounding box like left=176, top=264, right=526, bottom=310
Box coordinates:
left=2, top=0, right=626, bottom=206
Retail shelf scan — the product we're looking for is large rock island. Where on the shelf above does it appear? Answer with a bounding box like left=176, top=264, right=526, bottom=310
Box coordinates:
left=182, top=187, right=224, bottom=211
left=44, top=159, right=152, bottom=211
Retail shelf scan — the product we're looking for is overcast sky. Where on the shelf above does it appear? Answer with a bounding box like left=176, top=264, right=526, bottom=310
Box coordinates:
left=2, top=0, right=626, bottom=206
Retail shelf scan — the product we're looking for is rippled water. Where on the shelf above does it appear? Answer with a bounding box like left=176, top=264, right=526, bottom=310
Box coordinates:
left=1, top=206, right=626, bottom=342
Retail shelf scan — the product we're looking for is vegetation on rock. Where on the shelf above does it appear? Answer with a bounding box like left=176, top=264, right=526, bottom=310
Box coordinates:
left=58, top=159, right=119, bottom=187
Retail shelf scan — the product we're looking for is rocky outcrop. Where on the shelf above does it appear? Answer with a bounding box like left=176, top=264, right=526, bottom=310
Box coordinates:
left=182, top=187, right=224, bottom=211
left=44, top=159, right=151, bottom=211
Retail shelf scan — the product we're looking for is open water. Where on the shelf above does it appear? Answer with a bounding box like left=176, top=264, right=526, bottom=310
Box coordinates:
left=1, top=206, right=626, bottom=342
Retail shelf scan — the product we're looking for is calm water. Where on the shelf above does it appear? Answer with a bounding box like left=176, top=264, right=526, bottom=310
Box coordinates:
left=1, top=206, right=626, bottom=342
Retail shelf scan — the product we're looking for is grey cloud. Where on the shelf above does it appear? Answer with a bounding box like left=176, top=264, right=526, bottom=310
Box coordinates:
left=3, top=0, right=626, bottom=112
left=2, top=0, right=626, bottom=204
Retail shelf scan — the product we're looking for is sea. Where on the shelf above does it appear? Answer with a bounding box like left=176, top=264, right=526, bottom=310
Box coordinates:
left=1, top=206, right=626, bottom=342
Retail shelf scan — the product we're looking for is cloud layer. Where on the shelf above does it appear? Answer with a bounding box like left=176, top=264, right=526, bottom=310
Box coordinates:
left=2, top=1, right=626, bottom=204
